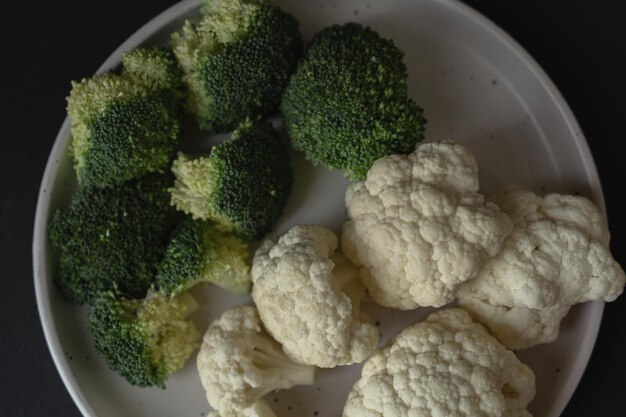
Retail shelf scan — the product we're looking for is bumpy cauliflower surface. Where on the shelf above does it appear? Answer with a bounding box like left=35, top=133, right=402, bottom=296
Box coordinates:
left=458, top=190, right=626, bottom=349
left=197, top=306, right=315, bottom=417
left=342, top=308, right=535, bottom=417
left=342, top=140, right=513, bottom=310
left=252, top=225, right=379, bottom=367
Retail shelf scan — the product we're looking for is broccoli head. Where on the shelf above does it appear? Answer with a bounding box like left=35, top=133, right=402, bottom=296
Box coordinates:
left=48, top=174, right=174, bottom=304
left=89, top=289, right=200, bottom=387
left=281, top=23, right=427, bottom=180
left=67, top=47, right=182, bottom=188
left=171, top=0, right=302, bottom=132
left=157, top=217, right=250, bottom=297
left=169, top=119, right=292, bottom=240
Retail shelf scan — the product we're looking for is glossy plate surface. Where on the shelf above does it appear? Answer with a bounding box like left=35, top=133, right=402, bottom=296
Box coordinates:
left=33, top=0, right=605, bottom=416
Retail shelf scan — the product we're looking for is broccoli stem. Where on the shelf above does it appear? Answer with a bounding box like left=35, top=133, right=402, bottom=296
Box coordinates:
left=249, top=334, right=315, bottom=398
left=169, top=154, right=219, bottom=221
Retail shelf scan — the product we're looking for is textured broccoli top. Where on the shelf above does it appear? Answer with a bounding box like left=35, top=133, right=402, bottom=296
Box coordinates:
left=281, top=23, right=426, bottom=180
left=342, top=140, right=513, bottom=310
left=156, top=217, right=250, bottom=297
left=67, top=47, right=182, bottom=188
left=458, top=190, right=626, bottom=349
left=197, top=306, right=315, bottom=417
left=48, top=174, right=174, bottom=304
left=252, top=225, right=379, bottom=368
left=342, top=308, right=535, bottom=417
left=171, top=0, right=302, bottom=132
left=89, top=289, right=200, bottom=388
left=170, top=119, right=293, bottom=240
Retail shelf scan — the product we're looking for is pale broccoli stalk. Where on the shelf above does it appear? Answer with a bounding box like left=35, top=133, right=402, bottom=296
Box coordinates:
left=197, top=306, right=315, bottom=417
left=89, top=289, right=200, bottom=387
left=170, top=0, right=302, bottom=132
left=67, top=47, right=182, bottom=188
left=156, top=217, right=250, bottom=297
left=169, top=119, right=293, bottom=241
left=169, top=154, right=231, bottom=229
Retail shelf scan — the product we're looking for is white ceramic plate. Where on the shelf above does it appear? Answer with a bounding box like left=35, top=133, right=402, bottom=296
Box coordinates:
left=33, top=0, right=606, bottom=416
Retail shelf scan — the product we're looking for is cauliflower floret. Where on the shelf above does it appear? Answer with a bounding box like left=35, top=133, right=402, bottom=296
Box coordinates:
left=252, top=225, right=378, bottom=368
left=342, top=308, right=535, bottom=417
left=459, top=299, right=571, bottom=350
left=458, top=190, right=625, bottom=349
left=342, top=140, right=513, bottom=309
left=197, top=306, right=315, bottom=417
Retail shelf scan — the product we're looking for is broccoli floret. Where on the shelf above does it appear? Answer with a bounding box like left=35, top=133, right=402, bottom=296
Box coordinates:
left=281, top=23, right=427, bottom=180
left=169, top=119, right=292, bottom=240
left=157, top=217, right=250, bottom=297
left=89, top=289, right=200, bottom=387
left=48, top=175, right=174, bottom=304
left=67, top=47, right=182, bottom=188
left=171, top=0, right=302, bottom=132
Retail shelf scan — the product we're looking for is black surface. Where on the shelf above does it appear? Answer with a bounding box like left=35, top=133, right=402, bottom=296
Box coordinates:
left=0, top=1, right=624, bottom=416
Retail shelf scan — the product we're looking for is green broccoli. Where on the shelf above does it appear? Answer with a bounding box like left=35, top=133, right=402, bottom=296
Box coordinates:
left=67, top=47, right=182, bottom=188
left=171, top=0, right=302, bottom=132
left=89, top=288, right=200, bottom=388
left=157, top=217, right=250, bottom=297
left=281, top=23, right=427, bottom=180
left=169, top=119, right=292, bottom=241
left=48, top=175, right=174, bottom=304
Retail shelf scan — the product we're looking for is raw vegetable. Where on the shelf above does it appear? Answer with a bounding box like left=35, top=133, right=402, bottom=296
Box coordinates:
left=48, top=174, right=173, bottom=304
left=342, top=308, right=535, bottom=417
left=197, top=305, right=315, bottom=417
left=252, top=225, right=378, bottom=368
left=342, top=140, right=513, bottom=310
left=89, top=288, right=200, bottom=388
left=281, top=23, right=426, bottom=180
left=171, top=0, right=302, bottom=132
left=458, top=190, right=626, bottom=349
left=169, top=118, right=292, bottom=240
left=156, top=216, right=250, bottom=297
left=67, top=47, right=181, bottom=188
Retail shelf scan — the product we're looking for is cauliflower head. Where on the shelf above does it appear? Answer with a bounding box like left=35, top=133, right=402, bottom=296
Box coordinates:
left=342, top=308, right=535, bottom=417
left=251, top=225, right=379, bottom=367
left=342, top=140, right=513, bottom=309
left=197, top=305, right=315, bottom=417
left=458, top=190, right=626, bottom=349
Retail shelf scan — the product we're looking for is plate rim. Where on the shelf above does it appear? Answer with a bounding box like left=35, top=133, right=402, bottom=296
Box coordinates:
left=32, top=0, right=605, bottom=416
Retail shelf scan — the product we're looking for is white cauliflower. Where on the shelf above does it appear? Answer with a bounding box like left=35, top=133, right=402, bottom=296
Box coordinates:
left=252, top=225, right=378, bottom=368
left=342, top=140, right=513, bottom=309
left=197, top=306, right=315, bottom=417
left=458, top=301, right=571, bottom=350
left=458, top=190, right=626, bottom=349
left=342, top=308, right=535, bottom=417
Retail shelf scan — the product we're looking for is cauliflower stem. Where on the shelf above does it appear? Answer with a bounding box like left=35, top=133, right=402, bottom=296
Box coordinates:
left=249, top=334, right=315, bottom=398
left=197, top=306, right=315, bottom=416
left=331, top=255, right=365, bottom=320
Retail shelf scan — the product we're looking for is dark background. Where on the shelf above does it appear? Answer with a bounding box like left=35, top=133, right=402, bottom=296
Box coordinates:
left=1, top=1, right=624, bottom=416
